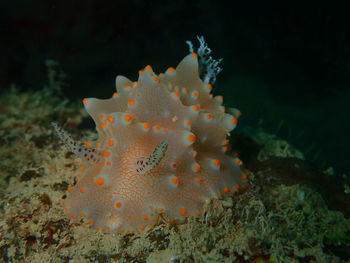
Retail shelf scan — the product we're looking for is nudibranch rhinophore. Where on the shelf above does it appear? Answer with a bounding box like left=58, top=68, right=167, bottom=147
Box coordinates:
left=53, top=51, right=247, bottom=233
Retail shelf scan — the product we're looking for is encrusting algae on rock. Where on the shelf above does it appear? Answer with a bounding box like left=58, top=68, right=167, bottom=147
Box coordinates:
left=52, top=38, right=248, bottom=233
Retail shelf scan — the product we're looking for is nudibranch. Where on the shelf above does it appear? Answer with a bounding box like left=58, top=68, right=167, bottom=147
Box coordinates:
left=53, top=51, right=247, bottom=233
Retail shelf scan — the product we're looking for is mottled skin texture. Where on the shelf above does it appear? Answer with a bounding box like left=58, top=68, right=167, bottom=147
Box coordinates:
left=61, top=53, right=246, bottom=233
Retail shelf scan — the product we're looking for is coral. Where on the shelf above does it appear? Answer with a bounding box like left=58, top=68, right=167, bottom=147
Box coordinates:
left=54, top=51, right=247, bottom=233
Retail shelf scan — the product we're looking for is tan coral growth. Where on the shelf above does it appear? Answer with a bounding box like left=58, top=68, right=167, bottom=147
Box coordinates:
left=58, top=52, right=247, bottom=233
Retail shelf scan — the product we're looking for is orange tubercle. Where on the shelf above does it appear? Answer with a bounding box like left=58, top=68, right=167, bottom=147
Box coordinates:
left=179, top=208, right=186, bottom=216
left=124, top=114, right=132, bottom=122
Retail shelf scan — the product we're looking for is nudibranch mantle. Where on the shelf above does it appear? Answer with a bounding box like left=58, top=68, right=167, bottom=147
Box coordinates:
left=56, top=52, right=246, bottom=233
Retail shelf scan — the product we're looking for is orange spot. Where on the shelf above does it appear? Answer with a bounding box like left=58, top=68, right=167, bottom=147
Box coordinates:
left=169, top=84, right=174, bottom=89
left=133, top=81, right=137, bottom=86
left=145, top=65, right=152, bottom=71
left=109, top=194, right=113, bottom=199
left=100, top=114, right=105, bottom=119
left=101, top=228, right=105, bottom=233
left=159, top=208, right=164, bottom=212
left=168, top=67, right=174, bottom=72
left=207, top=84, right=212, bottom=90
left=206, top=114, right=212, bottom=120
left=179, top=208, right=186, bottom=216
left=170, top=219, right=175, bottom=223
left=218, top=95, right=223, bottom=100
left=113, top=92, right=118, bottom=97
left=142, top=215, right=148, bottom=220
left=89, top=219, right=94, bottom=224
left=188, top=134, right=196, bottom=142
left=80, top=188, right=85, bottom=194
left=67, top=187, right=72, bottom=192
left=173, top=92, right=180, bottom=98
left=235, top=159, right=242, bottom=165
left=172, top=177, right=179, bottom=184
left=193, top=151, right=198, bottom=157
left=191, top=52, right=198, bottom=58
left=83, top=98, right=88, bottom=104
left=213, top=159, right=220, bottom=166
left=66, top=208, right=70, bottom=212
left=97, top=178, right=104, bottom=186
left=106, top=161, right=111, bottom=166
left=238, top=110, right=242, bottom=116
left=108, top=140, right=115, bottom=146
left=76, top=178, right=80, bottom=183
left=144, top=123, right=150, bottom=129
left=223, top=146, right=228, bottom=152
left=140, top=226, right=144, bottom=231
left=63, top=202, right=67, bottom=206
left=195, top=177, right=201, bottom=183
left=116, top=202, right=122, bottom=208
left=153, top=77, right=159, bottom=82
left=221, top=106, right=226, bottom=111
left=79, top=167, right=84, bottom=172
left=176, top=87, right=180, bottom=92
left=171, top=163, right=177, bottom=168
left=193, top=92, right=198, bottom=97
left=124, top=115, right=132, bottom=122
left=217, top=192, right=222, bottom=197
left=192, top=105, right=199, bottom=111
left=128, top=99, right=135, bottom=106
left=232, top=117, right=238, bottom=124
left=183, top=88, right=187, bottom=93
left=242, top=173, right=248, bottom=180
left=195, top=210, right=201, bottom=216
left=97, top=142, right=101, bottom=147
left=223, top=186, right=229, bottom=193
left=162, top=128, right=166, bottom=133
left=72, top=214, right=77, bottom=219
left=91, top=176, right=95, bottom=182
left=125, top=84, right=131, bottom=89
left=101, top=123, right=106, bottom=129
left=194, top=164, right=200, bottom=171
left=154, top=125, right=160, bottom=131
left=185, top=121, right=191, bottom=126
left=85, top=141, right=91, bottom=147
left=139, top=70, right=143, bottom=75
left=120, top=229, right=125, bottom=233
left=235, top=184, right=240, bottom=190
left=147, top=191, right=151, bottom=195
left=159, top=73, right=164, bottom=76
left=80, top=213, right=85, bottom=217
left=104, top=151, right=110, bottom=157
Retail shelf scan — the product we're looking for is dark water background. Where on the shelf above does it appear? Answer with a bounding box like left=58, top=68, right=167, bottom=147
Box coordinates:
left=1, top=1, right=349, bottom=175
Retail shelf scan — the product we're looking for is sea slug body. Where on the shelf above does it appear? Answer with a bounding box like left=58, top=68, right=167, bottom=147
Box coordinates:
left=54, top=51, right=247, bottom=233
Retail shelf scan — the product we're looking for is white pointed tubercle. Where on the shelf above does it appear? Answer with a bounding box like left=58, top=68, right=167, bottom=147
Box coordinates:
left=181, top=131, right=196, bottom=146
left=222, top=114, right=238, bottom=131
left=206, top=158, right=220, bottom=170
